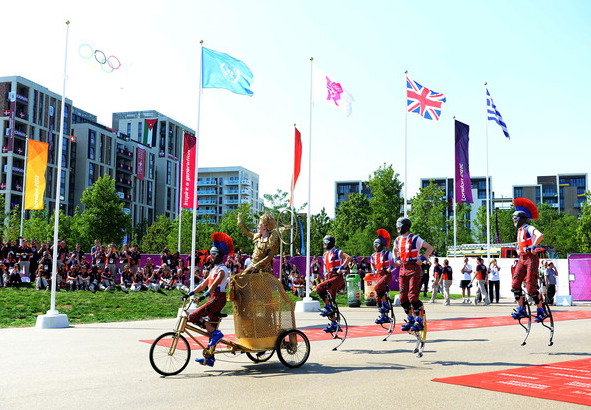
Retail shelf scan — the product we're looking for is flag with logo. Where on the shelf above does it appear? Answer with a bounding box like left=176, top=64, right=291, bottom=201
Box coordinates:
left=202, top=47, right=254, bottom=96
left=136, top=147, right=145, bottom=181
left=407, top=77, right=446, bottom=120
left=454, top=120, right=473, bottom=204
left=142, top=119, right=157, bottom=146
left=25, top=139, right=49, bottom=210
left=312, top=66, right=354, bottom=117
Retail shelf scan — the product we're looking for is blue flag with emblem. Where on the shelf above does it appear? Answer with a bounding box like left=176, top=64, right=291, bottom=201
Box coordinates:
left=202, top=47, right=253, bottom=96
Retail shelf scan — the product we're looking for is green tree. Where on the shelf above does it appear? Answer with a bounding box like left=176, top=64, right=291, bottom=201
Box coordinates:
left=533, top=203, right=580, bottom=256
left=79, top=175, right=131, bottom=245
left=367, top=163, right=404, bottom=235
left=215, top=203, right=256, bottom=254
left=577, top=192, right=591, bottom=253
left=0, top=194, right=6, bottom=238
left=309, top=207, right=332, bottom=257
left=23, top=209, right=52, bottom=243
left=408, top=182, right=447, bottom=256
left=332, top=193, right=371, bottom=254
left=474, top=205, right=516, bottom=244
left=141, top=215, right=173, bottom=253
left=132, top=218, right=149, bottom=247
left=166, top=209, right=214, bottom=255
left=5, top=206, right=20, bottom=242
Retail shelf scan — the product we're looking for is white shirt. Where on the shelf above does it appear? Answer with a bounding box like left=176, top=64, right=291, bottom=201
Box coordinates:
left=462, top=264, right=472, bottom=281
left=489, top=266, right=500, bottom=281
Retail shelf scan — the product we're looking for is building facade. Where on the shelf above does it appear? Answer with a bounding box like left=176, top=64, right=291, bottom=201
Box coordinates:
left=513, top=173, right=587, bottom=216
left=0, top=75, right=74, bottom=215
left=335, top=180, right=371, bottom=211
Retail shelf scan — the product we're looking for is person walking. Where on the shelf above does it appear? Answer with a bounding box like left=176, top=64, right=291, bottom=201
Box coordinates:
left=460, top=257, right=473, bottom=304
left=472, top=256, right=490, bottom=305
left=488, top=259, right=501, bottom=303
left=545, top=261, right=558, bottom=305
left=430, top=257, right=443, bottom=304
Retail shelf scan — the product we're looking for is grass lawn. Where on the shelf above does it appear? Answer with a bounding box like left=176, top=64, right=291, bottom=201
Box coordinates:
left=0, top=284, right=460, bottom=328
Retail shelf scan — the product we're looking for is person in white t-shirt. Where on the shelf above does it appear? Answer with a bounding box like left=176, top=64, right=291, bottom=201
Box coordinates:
left=488, top=259, right=501, bottom=303
left=460, top=257, right=473, bottom=303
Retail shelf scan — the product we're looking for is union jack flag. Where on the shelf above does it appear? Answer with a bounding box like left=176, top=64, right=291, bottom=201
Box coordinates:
left=406, top=77, right=446, bottom=121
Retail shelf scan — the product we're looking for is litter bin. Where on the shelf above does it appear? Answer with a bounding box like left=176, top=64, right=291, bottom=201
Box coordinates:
left=364, top=273, right=378, bottom=306
left=346, top=274, right=361, bottom=307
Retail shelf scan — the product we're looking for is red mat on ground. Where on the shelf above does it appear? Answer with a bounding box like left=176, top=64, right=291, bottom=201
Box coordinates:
left=433, top=358, right=591, bottom=406
left=140, top=310, right=591, bottom=347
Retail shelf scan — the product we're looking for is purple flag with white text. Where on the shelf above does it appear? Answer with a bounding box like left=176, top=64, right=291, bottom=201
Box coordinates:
left=455, top=120, right=473, bottom=204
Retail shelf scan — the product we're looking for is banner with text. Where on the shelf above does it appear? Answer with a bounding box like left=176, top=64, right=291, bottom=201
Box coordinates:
left=24, top=139, right=49, bottom=210
left=136, top=147, right=145, bottom=181
left=454, top=120, right=473, bottom=204
left=181, top=133, right=197, bottom=209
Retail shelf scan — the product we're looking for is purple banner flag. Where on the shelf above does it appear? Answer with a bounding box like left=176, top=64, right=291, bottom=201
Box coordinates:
left=455, top=120, right=473, bottom=203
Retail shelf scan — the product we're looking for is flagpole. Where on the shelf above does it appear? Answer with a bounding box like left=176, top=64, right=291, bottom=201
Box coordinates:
left=290, top=124, right=296, bottom=257
left=19, top=136, right=29, bottom=240
left=484, top=83, right=491, bottom=264
left=404, top=71, right=408, bottom=217
left=189, top=41, right=204, bottom=297
left=36, top=21, right=70, bottom=328
left=305, top=59, right=313, bottom=300
left=453, top=117, right=457, bottom=259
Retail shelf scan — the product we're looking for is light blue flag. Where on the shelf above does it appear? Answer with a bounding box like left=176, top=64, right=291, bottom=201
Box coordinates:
left=202, top=47, right=253, bottom=96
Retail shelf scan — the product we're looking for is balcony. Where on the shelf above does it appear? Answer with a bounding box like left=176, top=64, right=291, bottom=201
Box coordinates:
left=225, top=188, right=239, bottom=194
left=197, top=189, right=216, bottom=196
left=197, top=209, right=217, bottom=215
left=117, top=162, right=133, bottom=174
left=240, top=188, right=251, bottom=195
left=116, top=148, right=133, bottom=158
left=198, top=179, right=217, bottom=186
left=225, top=199, right=239, bottom=205
left=226, top=178, right=239, bottom=186
left=241, top=179, right=252, bottom=186
left=199, top=198, right=218, bottom=205
left=116, top=176, right=132, bottom=187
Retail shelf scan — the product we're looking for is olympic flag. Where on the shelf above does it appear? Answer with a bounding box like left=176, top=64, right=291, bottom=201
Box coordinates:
left=181, top=132, right=197, bottom=209
left=202, top=47, right=254, bottom=96
left=24, top=139, right=49, bottom=210
left=454, top=120, right=473, bottom=204
left=312, top=66, right=354, bottom=117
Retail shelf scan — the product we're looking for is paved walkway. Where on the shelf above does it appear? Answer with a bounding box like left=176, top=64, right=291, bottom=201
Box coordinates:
left=1, top=298, right=590, bottom=409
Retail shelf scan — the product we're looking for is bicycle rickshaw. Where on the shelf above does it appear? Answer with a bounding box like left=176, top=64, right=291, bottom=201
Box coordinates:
left=149, top=209, right=310, bottom=376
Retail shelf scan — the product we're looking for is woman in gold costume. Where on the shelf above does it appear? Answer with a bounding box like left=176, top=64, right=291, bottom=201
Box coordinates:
left=237, top=213, right=279, bottom=274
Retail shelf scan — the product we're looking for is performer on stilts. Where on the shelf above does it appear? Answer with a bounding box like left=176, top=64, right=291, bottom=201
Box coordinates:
left=392, top=217, right=433, bottom=332
left=510, top=198, right=547, bottom=322
left=372, top=229, right=394, bottom=324
left=317, top=235, right=351, bottom=333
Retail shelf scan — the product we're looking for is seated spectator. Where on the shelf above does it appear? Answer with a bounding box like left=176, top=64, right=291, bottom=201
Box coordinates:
left=8, top=263, right=23, bottom=287
left=292, top=274, right=305, bottom=297
left=35, top=265, right=49, bottom=290
left=79, top=265, right=91, bottom=290
left=1, top=262, right=10, bottom=287
left=99, top=267, right=115, bottom=291
left=66, top=265, right=81, bottom=291
left=147, top=261, right=161, bottom=292
left=88, top=266, right=100, bottom=293
left=120, top=264, right=133, bottom=293
left=158, top=264, right=173, bottom=290
left=131, top=267, right=148, bottom=292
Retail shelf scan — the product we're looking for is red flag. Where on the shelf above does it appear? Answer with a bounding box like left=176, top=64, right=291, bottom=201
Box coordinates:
left=136, top=147, right=145, bottom=181
left=181, top=133, right=197, bottom=209
left=290, top=127, right=302, bottom=206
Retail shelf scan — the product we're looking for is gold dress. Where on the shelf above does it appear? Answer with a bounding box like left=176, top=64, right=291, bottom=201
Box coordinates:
left=238, top=222, right=279, bottom=274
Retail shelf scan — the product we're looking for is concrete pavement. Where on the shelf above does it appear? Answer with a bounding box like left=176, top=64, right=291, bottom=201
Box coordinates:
left=1, top=298, right=590, bottom=409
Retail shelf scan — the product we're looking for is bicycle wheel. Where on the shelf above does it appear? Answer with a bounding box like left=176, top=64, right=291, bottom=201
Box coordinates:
left=246, top=350, right=274, bottom=363
left=276, top=329, right=310, bottom=368
left=149, top=332, right=191, bottom=376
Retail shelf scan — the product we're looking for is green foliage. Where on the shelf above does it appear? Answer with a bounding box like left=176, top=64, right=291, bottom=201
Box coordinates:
left=79, top=175, right=131, bottom=245
left=132, top=218, right=149, bottom=247
left=367, top=163, right=404, bottom=235
left=408, top=182, right=448, bottom=256
left=474, top=205, right=516, bottom=244
left=333, top=193, right=371, bottom=255
left=5, top=206, right=21, bottom=242
left=309, top=208, right=332, bottom=257
left=577, top=192, right=591, bottom=253
left=167, top=209, right=214, bottom=254
left=532, top=203, right=580, bottom=256
left=141, top=215, right=173, bottom=253
left=23, top=210, right=52, bottom=243
left=216, top=203, right=255, bottom=254
left=0, top=194, right=6, bottom=237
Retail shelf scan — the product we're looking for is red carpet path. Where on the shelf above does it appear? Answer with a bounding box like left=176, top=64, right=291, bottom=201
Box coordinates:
left=140, top=310, right=591, bottom=347
left=433, top=358, right=591, bottom=406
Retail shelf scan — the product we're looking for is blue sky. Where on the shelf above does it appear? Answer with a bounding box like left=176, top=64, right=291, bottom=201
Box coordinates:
left=4, top=0, right=591, bottom=217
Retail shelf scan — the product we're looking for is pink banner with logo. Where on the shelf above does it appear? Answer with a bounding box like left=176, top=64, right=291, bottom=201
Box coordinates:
left=181, top=133, right=197, bottom=209
left=136, top=147, right=145, bottom=181
left=8, top=92, right=16, bottom=151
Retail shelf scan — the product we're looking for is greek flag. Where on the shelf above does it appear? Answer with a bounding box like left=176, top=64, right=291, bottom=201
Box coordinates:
left=486, top=88, right=510, bottom=139
left=202, top=47, right=253, bottom=96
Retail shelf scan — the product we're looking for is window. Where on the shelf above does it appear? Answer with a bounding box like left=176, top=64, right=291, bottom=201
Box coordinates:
left=62, top=105, right=69, bottom=134
left=167, top=161, right=172, bottom=185
left=138, top=121, right=142, bottom=141
left=127, top=122, right=131, bottom=136
left=149, top=154, right=154, bottom=179
left=147, top=181, right=153, bottom=206
left=88, top=130, right=95, bottom=160
left=60, top=170, right=66, bottom=197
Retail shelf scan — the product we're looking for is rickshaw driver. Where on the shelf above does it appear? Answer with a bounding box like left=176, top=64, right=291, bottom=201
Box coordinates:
left=183, top=246, right=229, bottom=367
